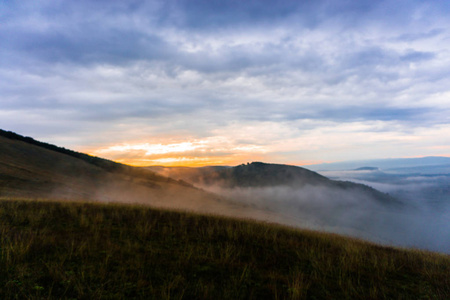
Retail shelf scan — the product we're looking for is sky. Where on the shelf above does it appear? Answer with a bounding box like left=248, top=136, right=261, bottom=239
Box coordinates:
left=1, top=0, right=450, bottom=167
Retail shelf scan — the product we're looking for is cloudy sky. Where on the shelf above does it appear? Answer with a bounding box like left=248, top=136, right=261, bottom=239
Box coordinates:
left=1, top=0, right=450, bottom=166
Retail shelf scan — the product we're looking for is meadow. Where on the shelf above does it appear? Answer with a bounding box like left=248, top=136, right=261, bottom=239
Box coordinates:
left=1, top=198, right=449, bottom=299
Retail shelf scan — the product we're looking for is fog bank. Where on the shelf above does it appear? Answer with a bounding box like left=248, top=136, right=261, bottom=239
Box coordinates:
left=204, top=184, right=450, bottom=253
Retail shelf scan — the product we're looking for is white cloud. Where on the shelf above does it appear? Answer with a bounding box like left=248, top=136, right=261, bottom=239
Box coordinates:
left=1, top=0, right=450, bottom=164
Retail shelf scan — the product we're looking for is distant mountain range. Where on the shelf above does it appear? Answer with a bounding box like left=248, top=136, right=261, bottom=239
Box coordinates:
left=354, top=167, right=379, bottom=171
left=306, top=156, right=450, bottom=172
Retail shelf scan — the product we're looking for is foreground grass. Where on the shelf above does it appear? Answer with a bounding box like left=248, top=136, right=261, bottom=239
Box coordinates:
left=0, top=199, right=449, bottom=299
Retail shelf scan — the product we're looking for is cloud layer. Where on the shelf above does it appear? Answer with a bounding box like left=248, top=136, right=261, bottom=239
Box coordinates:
left=1, top=0, right=450, bottom=165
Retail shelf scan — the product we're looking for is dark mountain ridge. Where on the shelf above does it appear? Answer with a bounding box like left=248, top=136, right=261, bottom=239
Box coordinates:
left=200, top=162, right=330, bottom=187
left=149, top=162, right=400, bottom=206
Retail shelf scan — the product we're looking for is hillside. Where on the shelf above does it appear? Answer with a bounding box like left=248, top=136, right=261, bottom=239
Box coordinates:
left=0, top=129, right=190, bottom=186
left=0, top=130, right=281, bottom=222
left=148, top=162, right=328, bottom=188
left=146, top=165, right=231, bottom=186
left=3, top=129, right=445, bottom=252
left=1, top=199, right=448, bottom=299
left=0, top=129, right=193, bottom=204
left=151, top=163, right=450, bottom=252
left=148, top=162, right=400, bottom=206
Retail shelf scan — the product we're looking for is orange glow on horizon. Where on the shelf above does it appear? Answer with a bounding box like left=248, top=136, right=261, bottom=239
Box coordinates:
left=83, top=140, right=450, bottom=168
left=85, top=139, right=271, bottom=167
left=104, top=158, right=324, bottom=168
left=114, top=158, right=236, bottom=167
left=95, top=154, right=267, bottom=167
left=85, top=151, right=450, bottom=168
left=86, top=148, right=324, bottom=167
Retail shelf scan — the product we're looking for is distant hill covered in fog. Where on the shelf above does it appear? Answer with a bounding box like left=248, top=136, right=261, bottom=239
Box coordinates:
left=305, top=156, right=450, bottom=172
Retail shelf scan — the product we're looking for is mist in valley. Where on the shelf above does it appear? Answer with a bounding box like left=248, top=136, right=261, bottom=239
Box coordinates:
left=309, top=168, right=450, bottom=253
left=198, top=184, right=448, bottom=253
left=147, top=163, right=450, bottom=253
left=41, top=160, right=450, bottom=254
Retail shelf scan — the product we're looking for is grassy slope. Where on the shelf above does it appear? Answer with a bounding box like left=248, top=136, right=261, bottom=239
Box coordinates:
left=0, top=133, right=191, bottom=201
left=0, top=129, right=178, bottom=183
left=1, top=199, right=449, bottom=300
left=0, top=134, right=276, bottom=221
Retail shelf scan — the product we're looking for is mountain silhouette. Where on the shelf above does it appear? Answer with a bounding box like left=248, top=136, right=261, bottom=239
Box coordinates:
left=148, top=162, right=400, bottom=206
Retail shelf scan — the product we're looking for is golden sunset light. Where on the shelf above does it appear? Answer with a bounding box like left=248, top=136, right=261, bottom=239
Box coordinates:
left=88, top=138, right=269, bottom=167
left=96, top=142, right=202, bottom=156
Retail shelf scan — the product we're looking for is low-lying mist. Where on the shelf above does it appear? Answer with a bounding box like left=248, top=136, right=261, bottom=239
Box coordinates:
left=308, top=169, right=450, bottom=253
left=147, top=164, right=450, bottom=253
left=203, top=183, right=450, bottom=253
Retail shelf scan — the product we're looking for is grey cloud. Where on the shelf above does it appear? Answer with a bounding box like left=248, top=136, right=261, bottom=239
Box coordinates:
left=1, top=0, right=450, bottom=158
left=0, top=0, right=444, bottom=77
left=3, top=28, right=172, bottom=65
left=168, top=0, right=420, bottom=32
left=75, top=99, right=207, bottom=122
left=223, top=98, right=437, bottom=125
left=315, top=106, right=434, bottom=123
left=1, top=0, right=419, bottom=35
left=313, top=107, right=441, bottom=128
left=1, top=0, right=435, bottom=71
left=340, top=47, right=436, bottom=75
left=396, top=28, right=445, bottom=42
left=400, top=50, right=435, bottom=63
left=169, top=0, right=317, bottom=29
